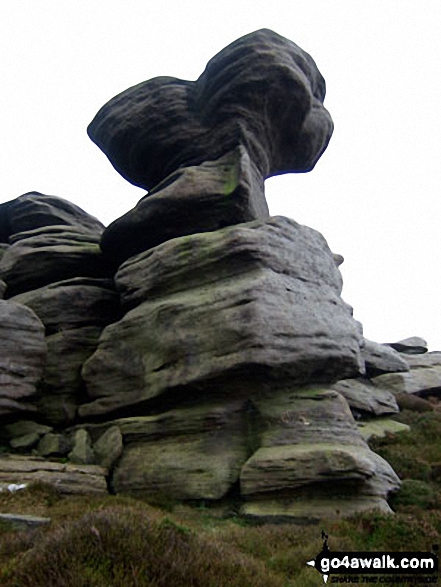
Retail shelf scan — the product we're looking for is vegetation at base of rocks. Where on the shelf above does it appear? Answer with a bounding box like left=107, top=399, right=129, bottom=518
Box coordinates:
left=0, top=408, right=440, bottom=586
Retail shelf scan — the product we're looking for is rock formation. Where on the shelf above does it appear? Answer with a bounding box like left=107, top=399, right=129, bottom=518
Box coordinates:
left=0, top=29, right=432, bottom=520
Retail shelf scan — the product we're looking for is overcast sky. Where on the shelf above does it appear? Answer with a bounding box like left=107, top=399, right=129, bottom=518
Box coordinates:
left=1, top=1, right=440, bottom=350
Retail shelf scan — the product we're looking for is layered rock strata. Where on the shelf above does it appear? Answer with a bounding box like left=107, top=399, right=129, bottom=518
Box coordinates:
left=0, top=30, right=415, bottom=520
left=80, top=216, right=364, bottom=419
left=0, top=192, right=118, bottom=425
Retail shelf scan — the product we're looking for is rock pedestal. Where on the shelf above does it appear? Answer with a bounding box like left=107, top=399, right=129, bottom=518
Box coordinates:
left=0, top=29, right=407, bottom=520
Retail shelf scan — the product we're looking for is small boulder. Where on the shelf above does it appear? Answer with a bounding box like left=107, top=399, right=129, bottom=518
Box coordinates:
left=361, top=339, right=409, bottom=376
left=386, top=336, right=428, bottom=355
left=93, top=426, right=123, bottom=470
left=68, top=429, right=94, bottom=465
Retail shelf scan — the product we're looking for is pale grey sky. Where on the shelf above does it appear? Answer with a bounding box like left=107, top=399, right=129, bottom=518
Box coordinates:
left=1, top=1, right=440, bottom=349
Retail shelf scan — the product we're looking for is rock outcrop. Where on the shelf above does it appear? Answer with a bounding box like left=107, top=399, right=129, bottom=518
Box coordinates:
left=0, top=192, right=119, bottom=425
left=80, top=216, right=363, bottom=419
left=0, top=455, right=107, bottom=494
left=0, top=29, right=422, bottom=520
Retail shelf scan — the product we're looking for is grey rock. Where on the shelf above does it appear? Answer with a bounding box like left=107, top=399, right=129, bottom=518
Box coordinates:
left=68, top=429, right=94, bottom=465
left=0, top=455, right=107, bottom=494
left=331, top=378, right=399, bottom=417
left=80, top=217, right=363, bottom=418
left=38, top=326, right=103, bottom=425
left=386, top=336, right=428, bottom=355
left=101, top=147, right=269, bottom=264
left=37, top=433, right=71, bottom=457
left=362, top=339, right=409, bottom=376
left=88, top=29, right=332, bottom=191
left=9, top=433, right=40, bottom=450
left=0, top=398, right=37, bottom=416
left=239, top=387, right=399, bottom=519
left=0, top=513, right=51, bottom=530
left=0, top=300, right=46, bottom=416
left=402, top=351, right=441, bottom=369
left=0, top=279, right=6, bottom=298
left=10, top=277, right=121, bottom=334
left=4, top=421, right=53, bottom=440
left=0, top=191, right=103, bottom=242
left=111, top=400, right=250, bottom=500
left=93, top=426, right=123, bottom=470
left=1, top=225, right=111, bottom=296
left=372, top=367, right=441, bottom=396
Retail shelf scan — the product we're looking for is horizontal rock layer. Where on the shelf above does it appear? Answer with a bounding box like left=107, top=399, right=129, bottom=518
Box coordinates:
left=1, top=226, right=111, bottom=297
left=0, top=455, right=107, bottom=494
left=80, top=217, right=363, bottom=418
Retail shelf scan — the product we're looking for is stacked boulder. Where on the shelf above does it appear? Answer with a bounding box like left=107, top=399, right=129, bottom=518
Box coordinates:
left=74, top=29, right=398, bottom=520
left=1, top=29, right=432, bottom=519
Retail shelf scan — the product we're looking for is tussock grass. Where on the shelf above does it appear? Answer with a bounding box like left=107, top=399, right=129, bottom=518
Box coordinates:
left=0, top=505, right=286, bottom=587
left=0, top=408, right=440, bottom=586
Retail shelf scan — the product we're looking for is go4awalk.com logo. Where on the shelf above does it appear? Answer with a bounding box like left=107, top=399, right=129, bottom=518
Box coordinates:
left=307, top=532, right=439, bottom=584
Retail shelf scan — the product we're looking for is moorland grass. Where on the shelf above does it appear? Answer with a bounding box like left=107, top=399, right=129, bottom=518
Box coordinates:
left=0, top=408, right=440, bottom=586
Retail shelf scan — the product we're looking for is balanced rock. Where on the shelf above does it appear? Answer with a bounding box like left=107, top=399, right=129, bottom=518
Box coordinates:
left=80, top=216, right=363, bottom=419
left=88, top=29, right=332, bottom=192
left=0, top=300, right=46, bottom=417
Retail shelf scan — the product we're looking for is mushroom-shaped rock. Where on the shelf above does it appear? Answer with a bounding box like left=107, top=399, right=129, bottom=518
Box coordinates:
left=88, top=28, right=333, bottom=192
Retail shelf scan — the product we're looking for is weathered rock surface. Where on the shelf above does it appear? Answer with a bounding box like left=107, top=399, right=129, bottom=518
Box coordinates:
left=88, top=29, right=332, bottom=192
left=386, top=336, right=428, bottom=355
left=331, top=379, right=399, bottom=417
left=372, top=367, right=441, bottom=397
left=0, top=455, right=107, bottom=494
left=0, top=300, right=46, bottom=417
left=0, top=192, right=104, bottom=242
left=239, top=387, right=399, bottom=520
left=362, top=339, right=409, bottom=376
left=37, top=433, right=71, bottom=458
left=81, top=217, right=363, bottom=418
left=10, top=278, right=120, bottom=334
left=111, top=400, right=251, bottom=500
left=38, top=326, right=103, bottom=425
left=93, top=426, right=123, bottom=470
left=9, top=433, right=41, bottom=450
left=68, top=429, right=94, bottom=465
left=101, top=147, right=269, bottom=264
left=0, top=226, right=111, bottom=297
left=401, top=351, right=441, bottom=369
left=3, top=421, right=53, bottom=440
